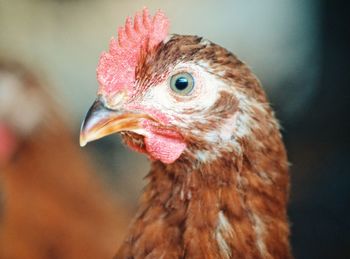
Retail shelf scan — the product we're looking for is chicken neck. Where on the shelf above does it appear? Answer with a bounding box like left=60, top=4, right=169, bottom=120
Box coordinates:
left=116, top=131, right=291, bottom=259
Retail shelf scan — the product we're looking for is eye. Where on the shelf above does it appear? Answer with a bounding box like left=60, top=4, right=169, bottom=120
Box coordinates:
left=170, top=72, right=194, bottom=95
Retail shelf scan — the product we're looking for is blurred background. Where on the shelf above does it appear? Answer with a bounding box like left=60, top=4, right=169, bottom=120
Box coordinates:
left=0, top=0, right=348, bottom=258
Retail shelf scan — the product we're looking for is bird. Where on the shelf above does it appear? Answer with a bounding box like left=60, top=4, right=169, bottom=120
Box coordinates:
left=0, top=61, right=129, bottom=259
left=80, top=8, right=291, bottom=259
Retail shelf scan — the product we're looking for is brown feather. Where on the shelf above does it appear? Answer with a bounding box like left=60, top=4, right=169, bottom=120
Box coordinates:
left=116, top=35, right=291, bottom=258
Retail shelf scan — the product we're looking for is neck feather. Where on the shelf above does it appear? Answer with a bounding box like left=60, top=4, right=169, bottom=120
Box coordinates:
left=116, top=128, right=291, bottom=259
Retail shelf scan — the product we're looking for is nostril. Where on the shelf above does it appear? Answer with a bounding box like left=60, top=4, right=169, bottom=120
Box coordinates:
left=103, top=91, right=127, bottom=110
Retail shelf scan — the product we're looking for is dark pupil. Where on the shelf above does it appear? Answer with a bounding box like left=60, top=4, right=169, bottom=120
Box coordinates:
left=175, top=77, right=188, bottom=90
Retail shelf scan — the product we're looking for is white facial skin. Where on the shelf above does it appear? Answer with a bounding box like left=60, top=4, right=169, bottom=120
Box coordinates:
left=136, top=61, right=270, bottom=162
left=139, top=63, right=227, bottom=126
left=129, top=63, right=239, bottom=161
left=102, top=60, right=269, bottom=163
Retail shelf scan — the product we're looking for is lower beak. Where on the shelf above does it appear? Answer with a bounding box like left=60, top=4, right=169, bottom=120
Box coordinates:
left=79, top=99, right=151, bottom=147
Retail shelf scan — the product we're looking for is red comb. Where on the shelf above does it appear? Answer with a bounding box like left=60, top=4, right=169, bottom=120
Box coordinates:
left=97, top=8, right=169, bottom=95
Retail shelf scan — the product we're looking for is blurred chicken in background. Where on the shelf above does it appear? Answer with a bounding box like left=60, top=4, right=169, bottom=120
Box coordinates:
left=0, top=61, right=129, bottom=259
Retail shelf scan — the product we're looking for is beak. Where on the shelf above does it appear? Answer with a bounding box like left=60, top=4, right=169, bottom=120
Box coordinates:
left=79, top=99, right=152, bottom=147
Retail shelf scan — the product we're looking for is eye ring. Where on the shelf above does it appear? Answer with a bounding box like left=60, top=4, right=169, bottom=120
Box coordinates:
left=169, top=72, right=195, bottom=95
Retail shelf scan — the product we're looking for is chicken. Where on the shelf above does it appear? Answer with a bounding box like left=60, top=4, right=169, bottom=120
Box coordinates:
left=0, top=62, right=129, bottom=259
left=80, top=8, right=291, bottom=258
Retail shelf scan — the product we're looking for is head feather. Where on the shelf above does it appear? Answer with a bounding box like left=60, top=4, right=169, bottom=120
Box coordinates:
left=97, top=8, right=170, bottom=96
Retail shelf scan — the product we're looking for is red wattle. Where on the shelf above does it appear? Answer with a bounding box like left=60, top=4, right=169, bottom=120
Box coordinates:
left=144, top=133, right=186, bottom=164
left=138, top=119, right=186, bottom=164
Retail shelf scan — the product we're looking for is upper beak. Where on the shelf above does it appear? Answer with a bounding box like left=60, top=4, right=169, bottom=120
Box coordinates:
left=79, top=99, right=152, bottom=147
